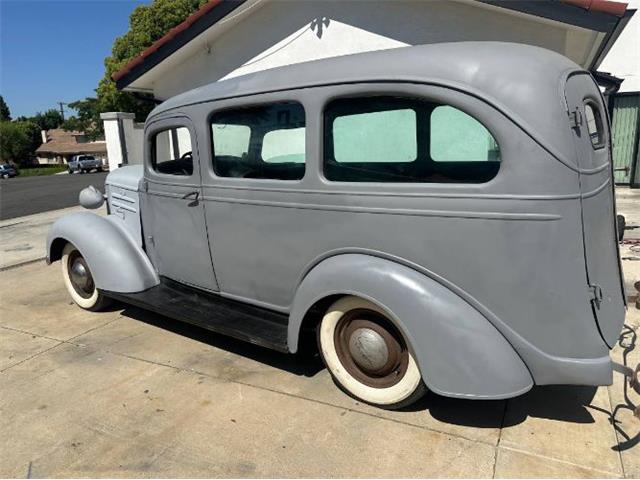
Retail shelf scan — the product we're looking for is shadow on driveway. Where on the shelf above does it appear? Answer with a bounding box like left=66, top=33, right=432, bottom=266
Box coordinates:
left=116, top=303, right=637, bottom=444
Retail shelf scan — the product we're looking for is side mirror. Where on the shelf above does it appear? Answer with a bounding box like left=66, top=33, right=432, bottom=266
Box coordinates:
left=79, top=185, right=105, bottom=210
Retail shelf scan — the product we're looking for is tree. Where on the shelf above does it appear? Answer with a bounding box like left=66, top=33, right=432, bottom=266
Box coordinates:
left=31, top=109, right=64, bottom=131
left=0, top=95, right=10, bottom=121
left=0, top=121, right=41, bottom=164
left=63, top=98, right=103, bottom=140
left=96, top=0, right=208, bottom=121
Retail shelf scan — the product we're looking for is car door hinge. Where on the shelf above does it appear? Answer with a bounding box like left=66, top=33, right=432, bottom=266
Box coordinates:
left=589, top=284, right=603, bottom=309
left=569, top=108, right=583, bottom=129
left=141, top=180, right=149, bottom=192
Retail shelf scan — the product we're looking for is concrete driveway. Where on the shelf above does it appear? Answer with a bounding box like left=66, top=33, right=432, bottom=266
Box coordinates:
left=1, top=260, right=638, bottom=478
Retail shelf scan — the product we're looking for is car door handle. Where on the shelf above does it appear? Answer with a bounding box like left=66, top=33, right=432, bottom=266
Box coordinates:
left=181, top=190, right=199, bottom=201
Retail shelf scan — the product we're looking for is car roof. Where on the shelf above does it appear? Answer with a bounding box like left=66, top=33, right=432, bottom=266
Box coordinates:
left=151, top=41, right=587, bottom=165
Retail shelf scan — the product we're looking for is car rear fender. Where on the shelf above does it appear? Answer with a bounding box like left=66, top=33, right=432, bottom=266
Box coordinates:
left=288, top=253, right=533, bottom=399
left=47, top=211, right=159, bottom=293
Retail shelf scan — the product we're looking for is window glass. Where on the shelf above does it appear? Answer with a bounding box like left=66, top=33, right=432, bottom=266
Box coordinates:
left=211, top=124, right=250, bottom=157
left=430, top=106, right=500, bottom=162
left=152, top=126, right=193, bottom=176
left=211, top=102, right=305, bottom=180
left=584, top=103, right=604, bottom=148
left=262, top=127, right=305, bottom=163
left=324, top=96, right=500, bottom=183
left=333, top=109, right=417, bottom=163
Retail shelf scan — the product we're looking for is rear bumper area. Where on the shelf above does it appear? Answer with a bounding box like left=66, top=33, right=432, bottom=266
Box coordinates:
left=530, top=354, right=614, bottom=387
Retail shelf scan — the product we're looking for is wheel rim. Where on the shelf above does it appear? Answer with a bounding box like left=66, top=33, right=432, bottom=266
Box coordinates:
left=67, top=250, right=95, bottom=299
left=333, top=308, right=409, bottom=388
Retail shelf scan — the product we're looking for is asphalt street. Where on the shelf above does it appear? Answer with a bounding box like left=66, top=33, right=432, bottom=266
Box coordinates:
left=0, top=172, right=108, bottom=220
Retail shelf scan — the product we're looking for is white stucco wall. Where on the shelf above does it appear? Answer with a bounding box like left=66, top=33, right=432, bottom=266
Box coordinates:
left=103, top=118, right=123, bottom=171
left=599, top=0, right=640, bottom=92
left=125, top=121, right=144, bottom=165
left=135, top=0, right=601, bottom=100
left=101, top=113, right=145, bottom=170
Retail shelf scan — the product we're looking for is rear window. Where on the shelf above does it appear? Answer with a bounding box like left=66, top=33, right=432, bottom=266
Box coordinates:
left=584, top=102, right=605, bottom=149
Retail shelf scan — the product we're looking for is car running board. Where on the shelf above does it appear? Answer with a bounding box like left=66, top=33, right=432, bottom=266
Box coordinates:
left=102, top=278, right=289, bottom=353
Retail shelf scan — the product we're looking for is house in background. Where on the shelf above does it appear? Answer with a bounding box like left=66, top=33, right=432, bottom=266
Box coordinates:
left=35, top=129, right=107, bottom=166
left=102, top=0, right=636, bottom=173
left=598, top=0, right=640, bottom=186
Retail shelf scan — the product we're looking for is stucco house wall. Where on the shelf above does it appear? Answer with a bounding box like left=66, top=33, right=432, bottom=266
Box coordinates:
left=147, top=0, right=604, bottom=100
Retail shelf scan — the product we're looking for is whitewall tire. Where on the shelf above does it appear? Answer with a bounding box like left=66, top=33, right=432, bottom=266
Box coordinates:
left=61, top=243, right=111, bottom=311
left=318, top=296, right=426, bottom=409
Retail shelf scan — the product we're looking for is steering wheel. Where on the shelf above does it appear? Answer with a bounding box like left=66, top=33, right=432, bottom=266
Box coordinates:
left=179, top=151, right=192, bottom=175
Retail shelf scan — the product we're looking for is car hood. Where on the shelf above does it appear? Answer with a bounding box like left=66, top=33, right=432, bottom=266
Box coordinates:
left=105, top=165, right=143, bottom=191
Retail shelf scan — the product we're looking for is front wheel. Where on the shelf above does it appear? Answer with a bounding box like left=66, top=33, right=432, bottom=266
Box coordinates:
left=318, top=296, right=426, bottom=409
left=61, top=243, right=112, bottom=311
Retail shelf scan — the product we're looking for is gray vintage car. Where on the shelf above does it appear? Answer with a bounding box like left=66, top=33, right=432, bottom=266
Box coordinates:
left=47, top=42, right=639, bottom=409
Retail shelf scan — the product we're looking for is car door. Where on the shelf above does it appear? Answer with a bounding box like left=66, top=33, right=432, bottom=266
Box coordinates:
left=564, top=72, right=625, bottom=347
left=141, top=116, right=218, bottom=291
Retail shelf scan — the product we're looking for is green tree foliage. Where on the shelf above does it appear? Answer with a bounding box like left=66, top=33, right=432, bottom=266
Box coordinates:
left=0, top=120, right=41, bottom=164
left=0, top=95, right=11, bottom=121
left=21, top=109, right=65, bottom=131
left=63, top=98, right=102, bottom=140
left=96, top=0, right=208, bottom=121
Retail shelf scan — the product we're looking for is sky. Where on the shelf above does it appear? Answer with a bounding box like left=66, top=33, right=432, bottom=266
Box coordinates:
left=1, top=0, right=148, bottom=119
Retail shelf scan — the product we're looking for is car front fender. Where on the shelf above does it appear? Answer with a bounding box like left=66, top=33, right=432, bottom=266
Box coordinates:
left=288, top=253, right=533, bottom=400
left=47, top=211, right=159, bottom=293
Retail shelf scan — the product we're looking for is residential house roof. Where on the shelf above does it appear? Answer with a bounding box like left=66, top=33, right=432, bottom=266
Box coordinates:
left=35, top=129, right=107, bottom=155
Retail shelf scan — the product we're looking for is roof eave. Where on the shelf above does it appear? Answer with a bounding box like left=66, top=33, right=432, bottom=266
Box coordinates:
left=589, top=8, right=636, bottom=70
left=113, top=0, right=248, bottom=91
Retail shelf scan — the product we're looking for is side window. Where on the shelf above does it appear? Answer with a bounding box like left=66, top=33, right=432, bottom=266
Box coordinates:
left=584, top=102, right=605, bottom=148
left=430, top=106, right=500, bottom=162
left=211, top=102, right=305, bottom=180
left=211, top=124, right=250, bottom=157
left=324, top=96, right=500, bottom=183
left=152, top=126, right=193, bottom=176
left=333, top=109, right=417, bottom=163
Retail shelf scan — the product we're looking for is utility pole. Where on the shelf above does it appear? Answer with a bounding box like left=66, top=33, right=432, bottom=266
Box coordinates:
left=57, top=102, right=66, bottom=121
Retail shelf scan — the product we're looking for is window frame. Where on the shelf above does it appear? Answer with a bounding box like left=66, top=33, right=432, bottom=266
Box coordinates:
left=583, top=100, right=606, bottom=150
left=322, top=94, right=502, bottom=185
left=145, top=118, right=198, bottom=181
left=208, top=100, right=308, bottom=182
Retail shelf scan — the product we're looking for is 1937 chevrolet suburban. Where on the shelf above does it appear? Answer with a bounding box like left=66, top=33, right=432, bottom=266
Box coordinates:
left=47, top=42, right=639, bottom=409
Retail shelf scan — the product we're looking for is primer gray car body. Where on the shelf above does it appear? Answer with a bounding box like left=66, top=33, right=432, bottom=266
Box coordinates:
left=47, top=42, right=627, bottom=400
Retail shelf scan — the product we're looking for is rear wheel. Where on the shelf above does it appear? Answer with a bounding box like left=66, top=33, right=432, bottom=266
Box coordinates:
left=318, top=296, right=426, bottom=409
left=61, top=243, right=112, bottom=311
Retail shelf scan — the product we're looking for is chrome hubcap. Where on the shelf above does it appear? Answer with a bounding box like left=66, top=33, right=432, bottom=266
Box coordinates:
left=70, top=260, right=90, bottom=290
left=348, top=327, right=389, bottom=372
left=67, top=252, right=94, bottom=298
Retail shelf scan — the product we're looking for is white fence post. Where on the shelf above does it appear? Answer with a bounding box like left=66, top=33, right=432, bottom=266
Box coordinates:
left=101, top=112, right=144, bottom=171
